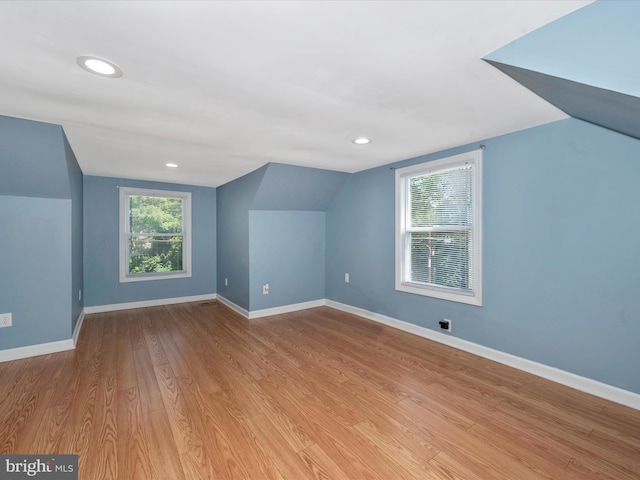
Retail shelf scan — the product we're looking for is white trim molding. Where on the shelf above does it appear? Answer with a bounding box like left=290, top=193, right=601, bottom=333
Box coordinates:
left=216, top=295, right=250, bottom=318
left=395, top=149, right=483, bottom=306
left=249, top=299, right=326, bottom=319
left=216, top=296, right=325, bottom=319
left=73, top=309, right=86, bottom=346
left=119, top=186, right=193, bottom=283
left=325, top=300, right=640, bottom=411
left=0, top=339, right=74, bottom=363
left=83, top=293, right=217, bottom=314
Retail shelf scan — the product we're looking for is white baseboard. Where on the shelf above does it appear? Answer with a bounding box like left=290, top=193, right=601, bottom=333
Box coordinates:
left=73, top=309, right=85, bottom=346
left=249, top=299, right=326, bottom=319
left=216, top=295, right=250, bottom=318
left=83, top=293, right=218, bottom=314
left=216, top=296, right=326, bottom=319
left=0, top=309, right=85, bottom=363
left=325, top=299, right=640, bottom=411
left=0, top=339, right=74, bottom=363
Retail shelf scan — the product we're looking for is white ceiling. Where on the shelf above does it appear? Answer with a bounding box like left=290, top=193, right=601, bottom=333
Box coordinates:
left=0, top=1, right=591, bottom=188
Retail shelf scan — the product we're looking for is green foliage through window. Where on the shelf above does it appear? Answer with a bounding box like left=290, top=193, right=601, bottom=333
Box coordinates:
left=127, top=195, right=184, bottom=274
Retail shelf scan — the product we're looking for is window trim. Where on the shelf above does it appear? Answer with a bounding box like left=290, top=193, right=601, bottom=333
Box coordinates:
left=395, top=149, right=482, bottom=306
left=119, top=187, right=192, bottom=283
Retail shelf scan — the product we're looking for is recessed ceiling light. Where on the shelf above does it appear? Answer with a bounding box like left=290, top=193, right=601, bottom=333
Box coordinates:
left=352, top=137, right=372, bottom=145
left=76, top=56, right=123, bottom=78
left=166, top=163, right=178, bottom=168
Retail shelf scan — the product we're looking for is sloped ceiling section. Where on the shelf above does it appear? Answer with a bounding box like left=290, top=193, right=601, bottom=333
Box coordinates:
left=484, top=1, right=640, bottom=141
left=482, top=62, right=640, bottom=141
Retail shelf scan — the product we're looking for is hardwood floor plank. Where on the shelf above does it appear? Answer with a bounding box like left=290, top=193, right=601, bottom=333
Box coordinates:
left=353, top=419, right=438, bottom=478
left=213, top=389, right=294, bottom=479
left=297, top=443, right=351, bottom=480
left=427, top=451, right=494, bottom=480
left=1, top=351, right=70, bottom=453
left=0, top=357, right=35, bottom=413
left=465, top=422, right=580, bottom=479
left=66, top=318, right=104, bottom=469
left=0, top=302, right=638, bottom=479
left=244, top=413, right=317, bottom=479
left=187, top=390, right=254, bottom=480
left=89, top=313, right=119, bottom=476
left=253, top=378, right=317, bottom=452
left=85, top=374, right=118, bottom=479
left=565, top=456, right=634, bottom=480
left=31, top=378, right=79, bottom=453
left=131, top=331, right=165, bottom=414
left=142, top=408, right=187, bottom=480
left=117, top=387, right=153, bottom=480
left=116, top=317, right=137, bottom=392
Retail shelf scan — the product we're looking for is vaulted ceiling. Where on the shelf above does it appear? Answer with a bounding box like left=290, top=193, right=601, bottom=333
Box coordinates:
left=0, top=1, right=592, bottom=187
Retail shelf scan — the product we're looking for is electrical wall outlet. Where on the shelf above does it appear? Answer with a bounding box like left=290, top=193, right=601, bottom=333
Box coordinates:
left=225, top=277, right=228, bottom=286
left=263, top=283, right=269, bottom=295
left=439, top=318, right=452, bottom=332
left=345, top=273, right=350, bottom=283
left=0, top=313, right=12, bottom=328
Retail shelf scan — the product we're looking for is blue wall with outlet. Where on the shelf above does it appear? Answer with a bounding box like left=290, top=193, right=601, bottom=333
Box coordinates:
left=326, top=118, right=640, bottom=394
left=217, top=163, right=345, bottom=312
left=0, top=197, right=72, bottom=350
left=249, top=210, right=326, bottom=311
left=0, top=115, right=81, bottom=350
left=83, top=175, right=217, bottom=307
left=216, top=166, right=268, bottom=310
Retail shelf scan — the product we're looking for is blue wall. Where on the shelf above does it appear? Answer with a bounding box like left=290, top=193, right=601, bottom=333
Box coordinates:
left=83, top=176, right=216, bottom=307
left=0, top=197, right=72, bottom=349
left=216, top=166, right=267, bottom=310
left=0, top=115, right=82, bottom=350
left=217, top=162, right=346, bottom=311
left=64, top=133, right=84, bottom=332
left=249, top=210, right=326, bottom=310
left=251, top=163, right=348, bottom=211
left=326, top=118, right=640, bottom=394
left=0, top=115, right=70, bottom=198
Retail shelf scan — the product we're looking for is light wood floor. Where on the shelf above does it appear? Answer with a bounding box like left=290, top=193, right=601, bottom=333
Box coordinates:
left=0, top=302, right=638, bottom=479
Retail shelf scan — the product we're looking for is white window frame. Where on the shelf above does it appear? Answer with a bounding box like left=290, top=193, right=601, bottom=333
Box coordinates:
left=395, top=150, right=482, bottom=306
left=119, top=187, right=192, bottom=283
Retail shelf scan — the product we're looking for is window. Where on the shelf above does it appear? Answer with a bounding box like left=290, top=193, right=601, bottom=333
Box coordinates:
left=395, top=150, right=482, bottom=305
left=119, top=187, right=192, bottom=283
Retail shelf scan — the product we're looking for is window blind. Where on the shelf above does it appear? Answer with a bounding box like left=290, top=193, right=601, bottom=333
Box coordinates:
left=406, top=163, right=475, bottom=291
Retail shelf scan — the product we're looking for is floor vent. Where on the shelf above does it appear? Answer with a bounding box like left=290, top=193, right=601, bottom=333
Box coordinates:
left=199, top=301, right=218, bottom=307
